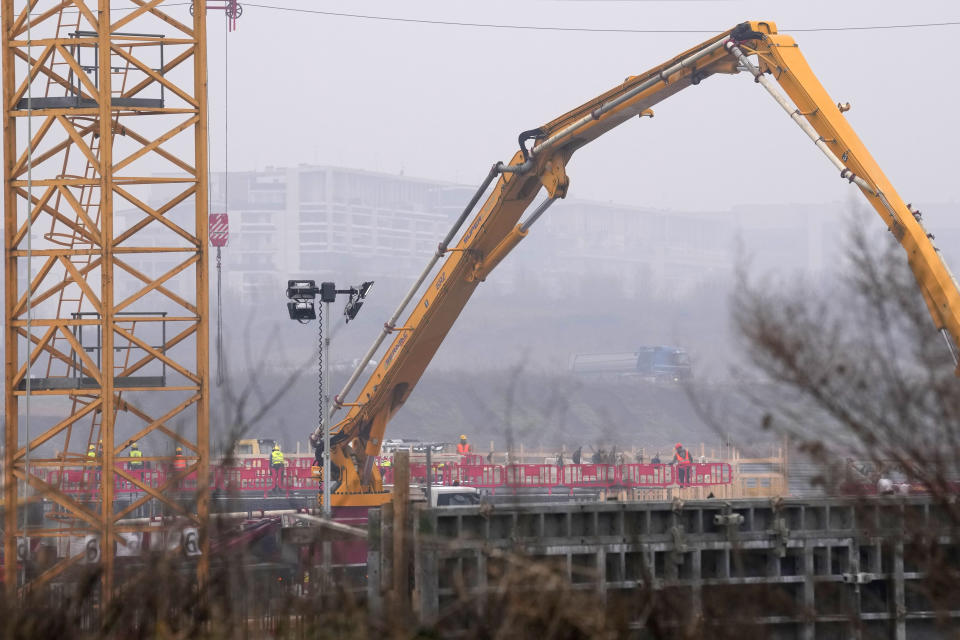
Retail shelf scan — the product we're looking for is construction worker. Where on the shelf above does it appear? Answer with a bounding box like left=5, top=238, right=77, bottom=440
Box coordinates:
left=87, top=444, right=97, bottom=460
left=651, top=451, right=661, bottom=465
left=270, top=443, right=285, bottom=488
left=129, top=442, right=144, bottom=470
left=673, top=443, right=692, bottom=488
left=457, top=434, right=472, bottom=455
left=173, top=446, right=187, bottom=471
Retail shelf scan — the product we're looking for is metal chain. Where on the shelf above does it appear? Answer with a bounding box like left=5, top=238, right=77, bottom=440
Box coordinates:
left=219, top=9, right=228, bottom=386
left=216, top=246, right=223, bottom=385
left=317, top=301, right=324, bottom=442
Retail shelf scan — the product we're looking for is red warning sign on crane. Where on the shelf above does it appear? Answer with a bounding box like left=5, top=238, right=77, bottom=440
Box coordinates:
left=209, top=213, right=229, bottom=247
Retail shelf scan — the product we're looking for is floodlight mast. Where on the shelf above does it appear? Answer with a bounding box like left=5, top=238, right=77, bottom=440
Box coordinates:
left=282, top=279, right=373, bottom=515
left=322, top=298, right=332, bottom=517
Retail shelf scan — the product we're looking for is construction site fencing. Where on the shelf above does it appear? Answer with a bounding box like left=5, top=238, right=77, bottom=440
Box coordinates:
left=433, top=463, right=733, bottom=491
left=505, top=464, right=561, bottom=490
left=561, top=464, right=618, bottom=488
left=410, top=463, right=450, bottom=483
left=687, top=462, right=732, bottom=485
left=378, top=463, right=443, bottom=486
left=28, top=460, right=734, bottom=499
left=445, top=464, right=505, bottom=489
left=30, top=462, right=320, bottom=499
left=619, top=463, right=674, bottom=487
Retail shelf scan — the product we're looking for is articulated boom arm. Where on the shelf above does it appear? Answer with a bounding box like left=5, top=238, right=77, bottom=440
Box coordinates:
left=726, top=24, right=960, bottom=363
left=321, top=21, right=960, bottom=505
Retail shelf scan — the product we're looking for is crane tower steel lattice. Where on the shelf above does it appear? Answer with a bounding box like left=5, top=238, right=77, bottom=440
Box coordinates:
left=1, top=0, right=210, bottom=596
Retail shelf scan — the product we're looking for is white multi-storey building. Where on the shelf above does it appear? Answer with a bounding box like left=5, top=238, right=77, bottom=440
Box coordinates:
left=143, top=164, right=958, bottom=306
left=203, top=165, right=742, bottom=303
left=208, top=166, right=471, bottom=302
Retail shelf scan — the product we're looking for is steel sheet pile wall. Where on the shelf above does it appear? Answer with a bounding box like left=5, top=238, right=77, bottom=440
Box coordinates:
left=371, top=497, right=960, bottom=639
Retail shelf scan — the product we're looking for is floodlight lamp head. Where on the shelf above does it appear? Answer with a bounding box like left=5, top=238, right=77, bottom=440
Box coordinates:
left=286, top=279, right=318, bottom=301
left=287, top=301, right=316, bottom=323
left=343, top=298, right=364, bottom=323
left=343, top=280, right=373, bottom=323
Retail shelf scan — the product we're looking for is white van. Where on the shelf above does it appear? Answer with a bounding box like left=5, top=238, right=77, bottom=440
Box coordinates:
left=423, top=486, right=481, bottom=507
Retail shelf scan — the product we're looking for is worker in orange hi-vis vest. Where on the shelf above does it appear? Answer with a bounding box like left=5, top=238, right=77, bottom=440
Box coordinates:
left=173, top=446, right=187, bottom=471
left=456, top=435, right=472, bottom=455
left=673, top=443, right=692, bottom=488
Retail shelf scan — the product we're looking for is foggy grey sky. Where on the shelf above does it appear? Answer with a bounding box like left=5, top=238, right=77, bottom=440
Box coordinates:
left=200, top=0, right=960, bottom=220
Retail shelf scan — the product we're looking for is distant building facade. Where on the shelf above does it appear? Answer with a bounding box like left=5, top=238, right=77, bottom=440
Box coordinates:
left=199, top=165, right=743, bottom=303
left=133, top=165, right=960, bottom=306
left=205, top=166, right=470, bottom=302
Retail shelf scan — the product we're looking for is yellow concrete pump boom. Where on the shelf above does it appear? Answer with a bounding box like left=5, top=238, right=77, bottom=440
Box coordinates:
left=317, top=20, right=960, bottom=506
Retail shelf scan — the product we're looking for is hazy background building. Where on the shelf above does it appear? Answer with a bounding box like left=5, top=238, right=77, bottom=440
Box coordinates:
left=201, top=164, right=895, bottom=304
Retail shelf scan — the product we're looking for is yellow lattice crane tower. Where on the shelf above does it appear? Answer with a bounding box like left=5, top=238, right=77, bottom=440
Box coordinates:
left=1, top=0, right=210, bottom=596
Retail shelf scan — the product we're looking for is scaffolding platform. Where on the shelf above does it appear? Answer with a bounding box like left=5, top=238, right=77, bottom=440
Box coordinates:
left=17, top=376, right=166, bottom=391
left=16, top=97, right=164, bottom=110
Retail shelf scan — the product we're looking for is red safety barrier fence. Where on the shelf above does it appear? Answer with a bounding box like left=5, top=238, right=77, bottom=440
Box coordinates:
left=378, top=462, right=459, bottom=486
left=177, top=472, right=200, bottom=492
left=504, top=464, right=560, bottom=489
left=562, top=464, right=618, bottom=488
left=30, top=460, right=733, bottom=497
left=219, top=467, right=245, bottom=492
left=409, top=463, right=449, bottom=483
left=229, top=468, right=273, bottom=496
left=618, top=464, right=673, bottom=487
left=278, top=466, right=317, bottom=494
left=241, top=458, right=268, bottom=470
left=448, top=464, right=505, bottom=489
left=33, top=468, right=183, bottom=495
left=687, top=462, right=732, bottom=485
left=117, top=469, right=167, bottom=494
left=286, top=456, right=315, bottom=469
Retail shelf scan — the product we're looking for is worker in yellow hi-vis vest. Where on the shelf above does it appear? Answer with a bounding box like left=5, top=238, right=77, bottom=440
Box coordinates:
left=270, top=443, right=285, bottom=489
left=129, top=442, right=144, bottom=471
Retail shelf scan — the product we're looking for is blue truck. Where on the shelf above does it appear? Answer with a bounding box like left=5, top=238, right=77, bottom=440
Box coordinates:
left=570, top=346, right=692, bottom=382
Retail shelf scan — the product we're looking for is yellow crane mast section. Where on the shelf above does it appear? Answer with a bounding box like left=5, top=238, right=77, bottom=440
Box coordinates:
left=324, top=21, right=960, bottom=504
